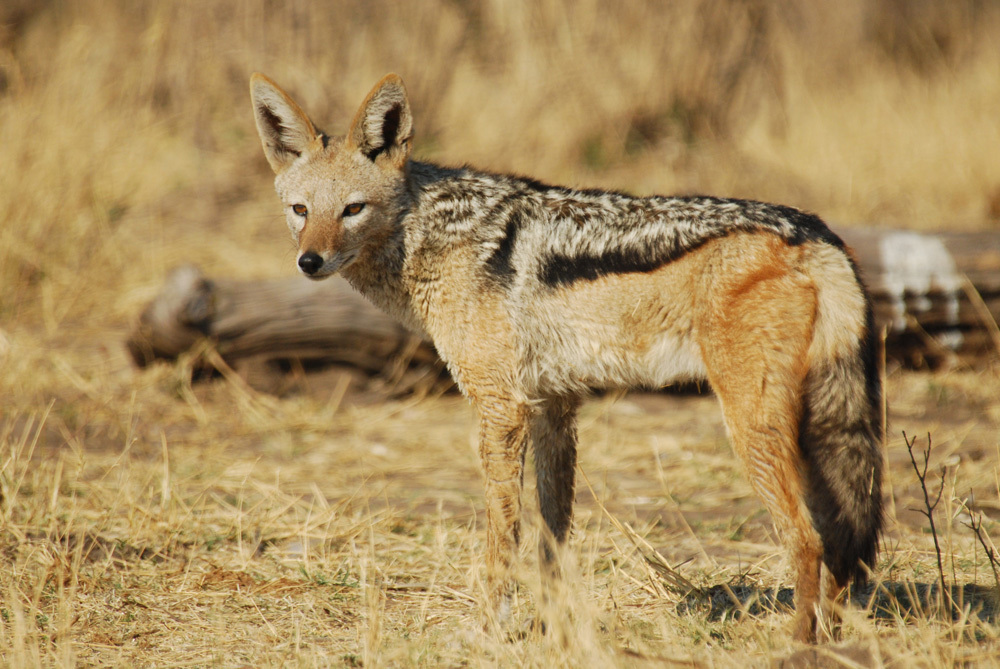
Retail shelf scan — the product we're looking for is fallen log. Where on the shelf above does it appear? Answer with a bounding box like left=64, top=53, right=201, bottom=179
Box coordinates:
left=126, top=265, right=437, bottom=375
left=840, top=228, right=1000, bottom=366
left=127, top=228, right=1000, bottom=376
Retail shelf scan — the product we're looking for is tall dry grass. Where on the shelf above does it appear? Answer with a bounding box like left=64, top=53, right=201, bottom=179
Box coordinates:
left=3, top=380, right=1000, bottom=665
left=2, top=1, right=1000, bottom=665
left=2, top=0, right=1000, bottom=328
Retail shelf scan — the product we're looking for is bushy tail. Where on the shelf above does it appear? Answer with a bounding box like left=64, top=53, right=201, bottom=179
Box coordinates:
left=800, top=300, right=884, bottom=587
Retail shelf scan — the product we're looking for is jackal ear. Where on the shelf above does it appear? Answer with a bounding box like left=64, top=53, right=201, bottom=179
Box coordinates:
left=346, top=74, right=413, bottom=170
left=250, top=73, right=320, bottom=174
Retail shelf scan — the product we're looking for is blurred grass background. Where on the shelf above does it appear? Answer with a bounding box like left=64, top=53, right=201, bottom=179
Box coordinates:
left=2, top=3, right=1000, bottom=664
left=1, top=0, right=999, bottom=335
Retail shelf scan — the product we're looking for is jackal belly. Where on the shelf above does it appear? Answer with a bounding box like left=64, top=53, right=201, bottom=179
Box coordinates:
left=524, top=326, right=706, bottom=394
left=517, top=268, right=706, bottom=394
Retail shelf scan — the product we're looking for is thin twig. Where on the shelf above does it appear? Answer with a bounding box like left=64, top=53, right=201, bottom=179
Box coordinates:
left=964, top=506, right=1000, bottom=594
left=903, top=431, right=954, bottom=616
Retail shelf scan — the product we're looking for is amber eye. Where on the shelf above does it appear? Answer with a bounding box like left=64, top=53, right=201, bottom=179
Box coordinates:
left=292, top=204, right=308, bottom=217
left=343, top=202, right=365, bottom=217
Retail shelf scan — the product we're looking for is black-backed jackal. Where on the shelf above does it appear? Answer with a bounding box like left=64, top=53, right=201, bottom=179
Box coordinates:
left=249, top=73, right=883, bottom=642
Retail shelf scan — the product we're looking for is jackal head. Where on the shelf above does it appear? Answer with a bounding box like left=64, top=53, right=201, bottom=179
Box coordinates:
left=250, top=73, right=413, bottom=279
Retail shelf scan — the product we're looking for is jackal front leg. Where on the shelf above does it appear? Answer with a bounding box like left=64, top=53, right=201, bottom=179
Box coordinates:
left=477, top=398, right=530, bottom=628
left=531, top=395, right=581, bottom=574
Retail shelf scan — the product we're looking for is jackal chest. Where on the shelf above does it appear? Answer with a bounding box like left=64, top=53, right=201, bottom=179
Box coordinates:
left=402, top=246, right=518, bottom=373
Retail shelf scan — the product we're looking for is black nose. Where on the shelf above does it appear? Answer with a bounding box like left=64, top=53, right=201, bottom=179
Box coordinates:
left=298, top=251, right=324, bottom=275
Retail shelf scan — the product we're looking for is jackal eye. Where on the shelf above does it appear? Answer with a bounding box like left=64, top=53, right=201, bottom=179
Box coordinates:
left=343, top=202, right=365, bottom=217
left=291, top=204, right=308, bottom=217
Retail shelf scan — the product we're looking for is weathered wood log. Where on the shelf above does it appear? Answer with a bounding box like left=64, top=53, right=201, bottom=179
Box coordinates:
left=127, top=228, right=1000, bottom=375
left=839, top=228, right=1000, bottom=365
left=126, top=265, right=437, bottom=375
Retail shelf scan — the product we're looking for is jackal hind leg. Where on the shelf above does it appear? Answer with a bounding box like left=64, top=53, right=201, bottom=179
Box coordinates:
left=476, top=397, right=531, bottom=630
left=701, top=269, right=826, bottom=642
left=531, top=395, right=581, bottom=578
left=725, top=414, right=824, bottom=643
left=818, top=561, right=845, bottom=640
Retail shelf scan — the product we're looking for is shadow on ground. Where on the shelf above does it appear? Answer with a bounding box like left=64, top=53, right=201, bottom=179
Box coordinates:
left=678, top=580, right=999, bottom=622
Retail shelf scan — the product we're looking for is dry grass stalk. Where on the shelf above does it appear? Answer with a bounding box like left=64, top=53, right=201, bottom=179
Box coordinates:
left=962, top=276, right=1000, bottom=360
left=965, top=509, right=1000, bottom=596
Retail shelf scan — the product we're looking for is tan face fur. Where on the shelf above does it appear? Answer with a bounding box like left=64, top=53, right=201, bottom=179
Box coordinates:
left=250, top=73, right=412, bottom=279
left=275, top=142, right=405, bottom=277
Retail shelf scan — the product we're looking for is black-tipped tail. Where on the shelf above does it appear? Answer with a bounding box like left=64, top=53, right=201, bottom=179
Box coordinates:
left=799, top=306, right=884, bottom=586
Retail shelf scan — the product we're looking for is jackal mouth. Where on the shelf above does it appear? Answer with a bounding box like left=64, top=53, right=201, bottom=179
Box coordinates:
left=301, top=249, right=359, bottom=279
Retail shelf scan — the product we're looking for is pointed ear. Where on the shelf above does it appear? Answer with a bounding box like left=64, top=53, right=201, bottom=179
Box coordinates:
left=346, top=74, right=413, bottom=169
left=250, top=73, right=320, bottom=173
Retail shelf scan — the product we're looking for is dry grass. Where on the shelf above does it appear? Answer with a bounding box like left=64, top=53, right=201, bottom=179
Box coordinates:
left=3, top=372, right=1000, bottom=666
left=3, top=0, right=1000, bottom=665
